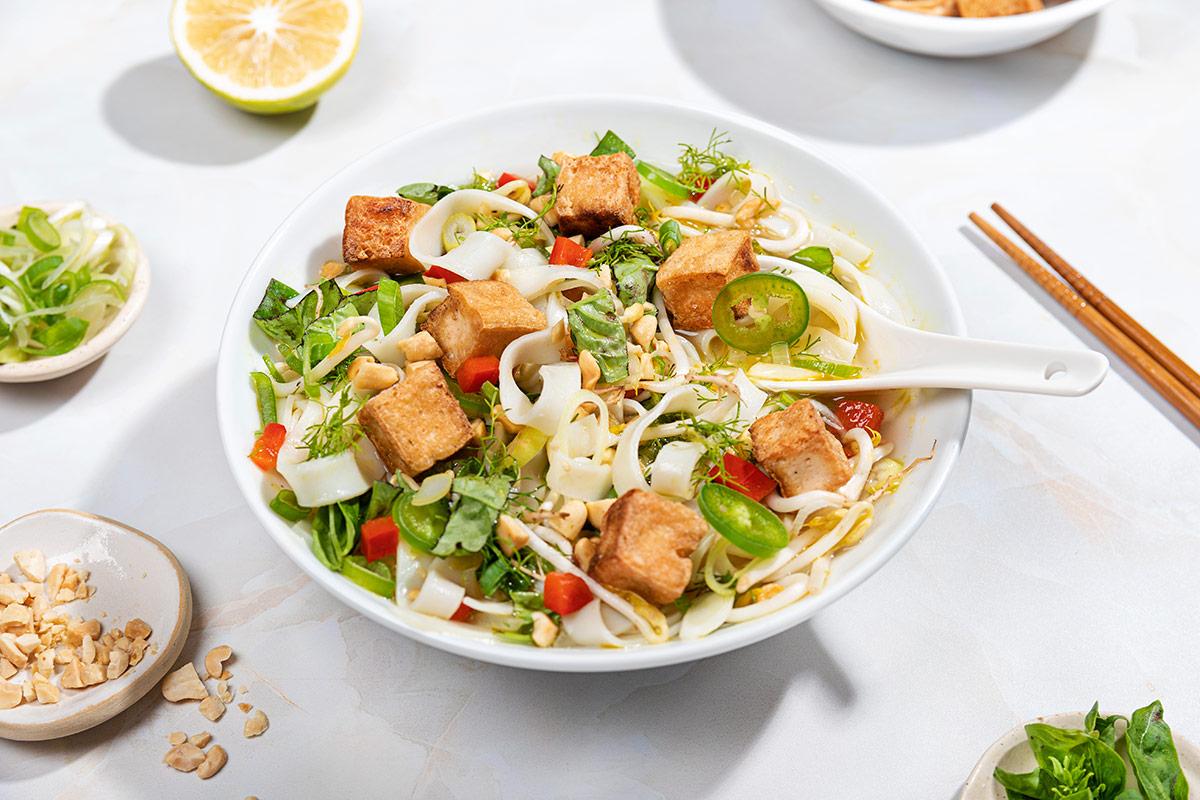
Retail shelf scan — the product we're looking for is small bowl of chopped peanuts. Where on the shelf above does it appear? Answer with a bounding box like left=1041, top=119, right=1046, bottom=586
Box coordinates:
left=0, top=509, right=192, bottom=741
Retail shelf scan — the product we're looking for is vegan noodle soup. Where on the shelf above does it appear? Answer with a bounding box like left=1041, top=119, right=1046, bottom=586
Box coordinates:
left=242, top=130, right=924, bottom=650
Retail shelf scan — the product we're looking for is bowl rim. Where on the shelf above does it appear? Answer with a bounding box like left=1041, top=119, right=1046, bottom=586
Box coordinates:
left=215, top=94, right=971, bottom=672
left=0, top=202, right=151, bottom=383
left=815, top=0, right=1116, bottom=31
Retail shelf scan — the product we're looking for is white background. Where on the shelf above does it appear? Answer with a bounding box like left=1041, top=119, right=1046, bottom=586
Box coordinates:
left=1, top=0, right=1198, bottom=797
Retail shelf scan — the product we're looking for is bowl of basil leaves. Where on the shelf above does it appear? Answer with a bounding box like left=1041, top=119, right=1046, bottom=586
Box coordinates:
left=962, top=701, right=1198, bottom=800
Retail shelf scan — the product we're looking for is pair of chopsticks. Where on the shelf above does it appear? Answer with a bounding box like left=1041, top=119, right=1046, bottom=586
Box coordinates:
left=969, top=204, right=1200, bottom=430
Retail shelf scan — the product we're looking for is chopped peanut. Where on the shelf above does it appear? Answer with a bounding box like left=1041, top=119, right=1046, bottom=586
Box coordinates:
left=161, top=664, right=208, bottom=702
left=495, top=514, right=529, bottom=558
left=397, top=330, right=443, bottom=362
left=531, top=612, right=558, bottom=648
left=585, top=498, right=615, bottom=529
left=188, top=731, right=211, bottom=748
left=60, top=659, right=83, bottom=689
left=546, top=500, right=588, bottom=541
left=204, top=645, right=232, bottom=680
left=578, top=350, right=601, bottom=391
left=0, top=658, right=16, bottom=681
left=244, top=710, right=269, bottom=737
left=196, top=745, right=227, bottom=779
left=319, top=259, right=346, bottom=279
left=348, top=356, right=399, bottom=392
left=168, top=731, right=187, bottom=746
left=124, top=618, right=152, bottom=640
left=630, top=315, right=657, bottom=350
left=32, top=672, right=60, bottom=704
left=199, top=695, right=225, bottom=722
left=14, top=550, right=46, bottom=582
left=238, top=702, right=253, bottom=713
left=163, top=743, right=206, bottom=773
left=0, top=681, right=22, bottom=709
left=573, top=537, right=597, bottom=573
left=107, top=648, right=130, bottom=680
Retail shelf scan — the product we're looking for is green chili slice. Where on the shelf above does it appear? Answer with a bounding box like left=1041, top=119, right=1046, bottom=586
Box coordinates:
left=636, top=161, right=691, bottom=199
left=712, top=273, right=809, bottom=354
left=17, top=207, right=61, bottom=253
left=392, top=490, right=449, bottom=554
left=658, top=219, right=683, bottom=255
left=269, top=490, right=311, bottom=522
left=339, top=555, right=396, bottom=598
left=697, top=483, right=788, bottom=558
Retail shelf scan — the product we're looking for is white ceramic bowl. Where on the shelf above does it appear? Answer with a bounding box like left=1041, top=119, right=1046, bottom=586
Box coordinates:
left=215, top=96, right=971, bottom=672
left=0, top=202, right=150, bottom=384
left=962, top=710, right=1200, bottom=798
left=811, top=0, right=1117, bottom=57
left=0, top=510, right=192, bottom=741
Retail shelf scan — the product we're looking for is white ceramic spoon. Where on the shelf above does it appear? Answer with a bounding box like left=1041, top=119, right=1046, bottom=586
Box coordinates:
left=748, top=296, right=1109, bottom=396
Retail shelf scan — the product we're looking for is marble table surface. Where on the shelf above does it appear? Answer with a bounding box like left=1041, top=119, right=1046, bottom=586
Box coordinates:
left=2, top=0, right=1197, bottom=797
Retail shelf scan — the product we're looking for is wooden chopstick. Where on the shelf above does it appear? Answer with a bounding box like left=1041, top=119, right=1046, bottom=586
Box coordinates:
left=991, top=203, right=1200, bottom=400
left=968, top=212, right=1200, bottom=430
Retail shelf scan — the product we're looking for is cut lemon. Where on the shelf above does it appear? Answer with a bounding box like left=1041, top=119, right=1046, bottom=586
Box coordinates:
left=170, top=0, right=362, bottom=115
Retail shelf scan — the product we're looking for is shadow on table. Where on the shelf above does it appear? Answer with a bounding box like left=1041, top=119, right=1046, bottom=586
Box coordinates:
left=102, top=55, right=314, bottom=165
left=0, top=360, right=102, bottom=435
left=960, top=225, right=1200, bottom=447
left=656, top=0, right=1094, bottom=146
left=496, top=623, right=854, bottom=796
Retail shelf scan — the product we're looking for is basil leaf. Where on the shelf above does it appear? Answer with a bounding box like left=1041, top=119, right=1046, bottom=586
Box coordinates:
left=612, top=255, right=658, bottom=309
left=1084, top=702, right=1126, bottom=751
left=300, top=299, right=360, bottom=397
left=1128, top=701, right=1189, bottom=800
left=567, top=290, right=629, bottom=383
left=397, top=182, right=454, bottom=206
left=21, top=316, right=88, bottom=356
left=310, top=500, right=360, bottom=570
left=252, top=279, right=303, bottom=346
left=993, top=766, right=1060, bottom=800
left=364, top=480, right=401, bottom=522
left=348, top=287, right=378, bottom=316
left=432, top=475, right=512, bottom=556
left=590, top=130, right=636, bottom=158
left=533, top=154, right=560, bottom=197
left=377, top=276, right=402, bottom=335
left=787, top=245, right=835, bottom=277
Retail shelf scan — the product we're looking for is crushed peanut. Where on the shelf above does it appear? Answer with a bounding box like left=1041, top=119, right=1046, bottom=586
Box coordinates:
left=0, top=550, right=144, bottom=710
left=198, top=695, right=225, bottom=722
left=238, top=702, right=252, bottom=713
left=243, top=709, right=269, bottom=738
left=188, top=731, right=211, bottom=748
left=163, top=742, right=206, bottom=773
left=168, top=731, right=187, bottom=746
left=161, top=663, right=207, bottom=702
left=196, top=745, right=227, bottom=779
left=204, top=645, right=232, bottom=680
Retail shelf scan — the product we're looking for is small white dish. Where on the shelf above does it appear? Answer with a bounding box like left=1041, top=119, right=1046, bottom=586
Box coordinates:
left=962, top=710, right=1200, bottom=798
left=0, top=202, right=151, bottom=384
left=810, top=0, right=1118, bottom=58
left=216, top=96, right=972, bottom=672
left=0, top=509, right=192, bottom=741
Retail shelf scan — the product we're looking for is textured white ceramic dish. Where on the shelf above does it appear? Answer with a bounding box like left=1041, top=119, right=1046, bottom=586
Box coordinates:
left=0, top=202, right=150, bottom=384
left=962, top=710, right=1200, bottom=798
left=810, top=0, right=1117, bottom=57
left=0, top=510, right=191, bottom=741
left=215, top=96, right=971, bottom=672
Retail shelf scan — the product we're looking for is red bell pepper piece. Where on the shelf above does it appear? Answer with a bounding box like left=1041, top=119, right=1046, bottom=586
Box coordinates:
left=548, top=236, right=593, bottom=268
left=450, top=603, right=473, bottom=622
left=688, top=175, right=715, bottom=201
left=425, top=264, right=466, bottom=284
left=248, top=423, right=287, bottom=471
left=707, top=453, right=777, bottom=503
left=543, top=572, right=593, bottom=616
left=456, top=355, right=501, bottom=394
left=497, top=172, right=535, bottom=190
left=360, top=516, right=400, bottom=563
left=835, top=399, right=884, bottom=433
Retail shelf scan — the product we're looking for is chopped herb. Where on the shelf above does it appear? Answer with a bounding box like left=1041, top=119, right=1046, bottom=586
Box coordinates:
left=533, top=155, right=560, bottom=197
left=396, top=182, right=455, bottom=206
left=590, top=130, right=636, bottom=158
left=787, top=246, right=835, bottom=277
left=675, top=130, right=750, bottom=194
left=303, top=388, right=363, bottom=460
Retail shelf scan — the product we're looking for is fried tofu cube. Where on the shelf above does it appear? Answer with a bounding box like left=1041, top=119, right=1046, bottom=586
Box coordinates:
left=358, top=360, right=473, bottom=475
left=750, top=399, right=852, bottom=496
left=342, top=195, right=430, bottom=274
left=554, top=153, right=641, bottom=238
left=957, top=0, right=1041, bottom=15
left=589, top=490, right=707, bottom=604
left=656, top=230, right=758, bottom=331
left=423, top=280, right=547, bottom=375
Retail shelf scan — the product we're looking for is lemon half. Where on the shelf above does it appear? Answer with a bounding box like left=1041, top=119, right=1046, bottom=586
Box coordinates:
left=170, top=0, right=362, bottom=115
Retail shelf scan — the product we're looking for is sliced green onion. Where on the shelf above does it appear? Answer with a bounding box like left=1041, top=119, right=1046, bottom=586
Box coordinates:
left=658, top=219, right=683, bottom=256
left=769, top=341, right=791, bottom=366
left=17, top=207, right=61, bottom=253
left=22, top=255, right=64, bottom=292
left=20, top=317, right=88, bottom=356
left=0, top=231, right=15, bottom=246
left=269, top=490, right=311, bottom=522
left=441, top=213, right=475, bottom=252
left=340, top=555, right=396, bottom=598
left=790, top=356, right=862, bottom=378
left=250, top=371, right=278, bottom=426
left=636, top=161, right=692, bottom=199
left=377, top=276, right=402, bottom=335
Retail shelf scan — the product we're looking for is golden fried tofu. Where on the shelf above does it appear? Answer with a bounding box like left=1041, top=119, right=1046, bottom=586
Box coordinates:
left=656, top=230, right=758, bottom=331
left=589, top=490, right=707, bottom=604
left=957, top=0, right=1041, bottom=15
left=554, top=153, right=641, bottom=238
left=342, top=195, right=430, bottom=274
left=423, top=280, right=547, bottom=376
left=357, top=360, right=473, bottom=475
left=750, top=399, right=852, bottom=497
